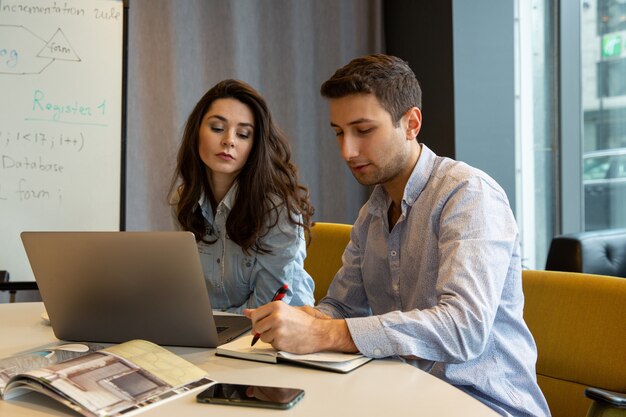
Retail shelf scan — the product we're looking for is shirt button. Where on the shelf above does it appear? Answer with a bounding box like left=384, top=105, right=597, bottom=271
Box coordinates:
left=373, top=348, right=382, bottom=356
left=217, top=258, right=220, bottom=264
left=390, top=250, right=397, bottom=256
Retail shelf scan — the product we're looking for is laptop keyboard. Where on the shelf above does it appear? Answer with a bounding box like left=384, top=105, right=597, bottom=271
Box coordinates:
left=216, top=326, right=228, bottom=333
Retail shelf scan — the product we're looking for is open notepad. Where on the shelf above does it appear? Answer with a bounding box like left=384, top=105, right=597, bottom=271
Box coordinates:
left=215, top=334, right=372, bottom=373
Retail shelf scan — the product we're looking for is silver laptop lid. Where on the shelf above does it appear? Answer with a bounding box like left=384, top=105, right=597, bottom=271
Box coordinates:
left=21, top=231, right=249, bottom=347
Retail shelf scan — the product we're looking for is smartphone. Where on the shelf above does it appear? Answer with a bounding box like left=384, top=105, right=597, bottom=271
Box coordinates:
left=196, top=383, right=305, bottom=409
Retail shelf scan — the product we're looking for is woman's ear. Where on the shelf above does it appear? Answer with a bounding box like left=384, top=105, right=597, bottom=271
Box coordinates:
left=404, top=107, right=422, bottom=141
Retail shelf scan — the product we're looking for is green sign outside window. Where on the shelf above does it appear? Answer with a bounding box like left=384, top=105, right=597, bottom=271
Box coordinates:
left=602, top=33, right=622, bottom=58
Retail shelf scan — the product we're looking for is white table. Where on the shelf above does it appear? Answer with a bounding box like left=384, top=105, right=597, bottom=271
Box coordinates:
left=0, top=302, right=499, bottom=416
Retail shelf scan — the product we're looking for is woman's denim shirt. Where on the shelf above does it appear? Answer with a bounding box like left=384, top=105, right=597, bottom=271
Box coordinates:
left=174, top=182, right=315, bottom=314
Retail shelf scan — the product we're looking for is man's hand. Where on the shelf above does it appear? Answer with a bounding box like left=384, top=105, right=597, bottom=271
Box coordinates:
left=297, top=305, right=332, bottom=319
left=244, top=303, right=357, bottom=354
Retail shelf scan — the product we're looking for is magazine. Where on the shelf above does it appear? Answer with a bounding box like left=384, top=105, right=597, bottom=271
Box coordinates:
left=0, top=339, right=213, bottom=417
left=216, top=334, right=373, bottom=373
left=0, top=341, right=104, bottom=395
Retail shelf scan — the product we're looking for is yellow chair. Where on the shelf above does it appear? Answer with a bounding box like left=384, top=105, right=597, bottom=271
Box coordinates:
left=522, top=270, right=626, bottom=417
left=304, top=222, right=352, bottom=303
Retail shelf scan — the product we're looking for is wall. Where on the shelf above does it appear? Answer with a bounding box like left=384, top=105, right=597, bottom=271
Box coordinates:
left=383, top=0, right=456, bottom=159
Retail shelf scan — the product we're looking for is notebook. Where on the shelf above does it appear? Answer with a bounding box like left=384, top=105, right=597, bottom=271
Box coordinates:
left=20, top=231, right=251, bottom=348
left=216, top=334, right=373, bottom=373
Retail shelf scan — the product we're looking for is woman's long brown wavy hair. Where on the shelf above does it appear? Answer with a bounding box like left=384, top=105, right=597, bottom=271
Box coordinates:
left=169, top=79, right=314, bottom=254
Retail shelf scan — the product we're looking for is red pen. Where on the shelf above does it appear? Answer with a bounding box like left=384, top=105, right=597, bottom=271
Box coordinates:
left=250, top=284, right=289, bottom=346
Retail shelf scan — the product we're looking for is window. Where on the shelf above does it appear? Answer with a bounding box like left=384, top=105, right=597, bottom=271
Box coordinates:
left=583, top=154, right=611, bottom=180
left=583, top=0, right=626, bottom=230
left=597, top=58, right=626, bottom=97
left=597, top=0, right=626, bottom=35
left=521, top=0, right=558, bottom=268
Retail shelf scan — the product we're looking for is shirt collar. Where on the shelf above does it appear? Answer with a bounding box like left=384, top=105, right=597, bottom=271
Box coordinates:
left=403, top=143, right=435, bottom=206
left=198, top=181, right=239, bottom=220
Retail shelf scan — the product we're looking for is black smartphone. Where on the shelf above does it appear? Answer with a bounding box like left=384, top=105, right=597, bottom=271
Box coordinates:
left=196, top=383, right=305, bottom=409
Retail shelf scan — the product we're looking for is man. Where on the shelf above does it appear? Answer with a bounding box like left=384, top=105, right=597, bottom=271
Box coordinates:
left=245, top=54, right=550, bottom=417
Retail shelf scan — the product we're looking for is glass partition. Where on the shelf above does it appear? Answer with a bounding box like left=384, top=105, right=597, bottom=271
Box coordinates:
left=582, top=0, right=626, bottom=230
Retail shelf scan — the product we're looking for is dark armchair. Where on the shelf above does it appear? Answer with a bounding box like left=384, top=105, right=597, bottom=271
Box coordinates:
left=545, top=228, right=626, bottom=277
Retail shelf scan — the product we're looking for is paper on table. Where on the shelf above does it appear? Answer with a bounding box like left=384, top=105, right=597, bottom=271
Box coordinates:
left=216, top=335, right=373, bottom=373
left=276, top=350, right=366, bottom=362
left=220, top=335, right=366, bottom=362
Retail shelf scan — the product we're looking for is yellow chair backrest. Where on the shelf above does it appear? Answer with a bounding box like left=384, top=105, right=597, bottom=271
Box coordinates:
left=304, top=222, right=352, bottom=303
left=522, top=270, right=626, bottom=417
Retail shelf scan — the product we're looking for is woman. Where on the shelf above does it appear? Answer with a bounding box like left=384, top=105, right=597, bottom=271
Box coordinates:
left=170, top=79, right=315, bottom=314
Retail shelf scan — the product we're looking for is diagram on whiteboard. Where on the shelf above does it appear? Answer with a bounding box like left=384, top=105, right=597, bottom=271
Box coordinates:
left=0, top=25, right=80, bottom=75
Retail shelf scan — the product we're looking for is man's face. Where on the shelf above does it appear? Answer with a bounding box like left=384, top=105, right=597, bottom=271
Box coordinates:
left=329, top=93, right=413, bottom=186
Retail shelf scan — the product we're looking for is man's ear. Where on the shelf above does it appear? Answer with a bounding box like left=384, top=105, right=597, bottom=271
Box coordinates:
left=404, top=107, right=422, bottom=141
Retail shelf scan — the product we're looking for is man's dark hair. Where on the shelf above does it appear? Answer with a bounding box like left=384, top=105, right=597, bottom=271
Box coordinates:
left=320, top=54, right=422, bottom=126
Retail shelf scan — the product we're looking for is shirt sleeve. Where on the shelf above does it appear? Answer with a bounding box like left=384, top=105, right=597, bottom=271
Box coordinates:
left=341, top=177, right=518, bottom=363
left=224, top=209, right=315, bottom=314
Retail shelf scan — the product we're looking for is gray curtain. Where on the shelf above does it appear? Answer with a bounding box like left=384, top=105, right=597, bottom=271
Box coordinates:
left=125, top=0, right=383, bottom=231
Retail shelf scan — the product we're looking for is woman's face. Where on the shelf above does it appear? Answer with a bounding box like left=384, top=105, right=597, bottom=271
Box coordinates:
left=198, top=98, right=255, bottom=185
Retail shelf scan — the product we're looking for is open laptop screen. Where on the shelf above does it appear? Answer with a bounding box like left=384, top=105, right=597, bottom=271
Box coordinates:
left=21, top=231, right=250, bottom=347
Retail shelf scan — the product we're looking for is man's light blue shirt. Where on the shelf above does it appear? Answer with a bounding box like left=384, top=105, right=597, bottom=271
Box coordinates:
left=174, top=183, right=315, bottom=314
left=317, top=145, right=550, bottom=417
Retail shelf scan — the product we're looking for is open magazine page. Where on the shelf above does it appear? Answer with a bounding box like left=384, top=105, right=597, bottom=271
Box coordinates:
left=3, top=340, right=213, bottom=417
left=3, top=376, right=90, bottom=415
left=0, top=342, right=103, bottom=396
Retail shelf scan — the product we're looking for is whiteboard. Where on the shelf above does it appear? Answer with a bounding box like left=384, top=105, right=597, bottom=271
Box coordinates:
left=0, top=0, right=124, bottom=281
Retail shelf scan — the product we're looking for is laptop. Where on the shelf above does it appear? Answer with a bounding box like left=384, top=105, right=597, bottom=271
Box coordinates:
left=20, top=231, right=252, bottom=348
